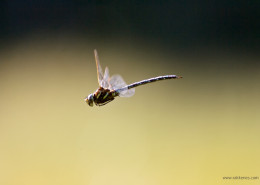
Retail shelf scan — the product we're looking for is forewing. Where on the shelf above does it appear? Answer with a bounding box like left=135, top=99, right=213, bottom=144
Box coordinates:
left=109, top=75, right=135, bottom=97
left=94, top=49, right=103, bottom=86
left=101, top=67, right=110, bottom=89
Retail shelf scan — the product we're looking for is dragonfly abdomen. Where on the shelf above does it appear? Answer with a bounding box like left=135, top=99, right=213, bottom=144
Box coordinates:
left=117, top=75, right=182, bottom=92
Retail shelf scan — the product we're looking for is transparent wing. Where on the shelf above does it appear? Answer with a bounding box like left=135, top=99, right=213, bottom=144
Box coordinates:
left=94, top=49, right=104, bottom=86
left=118, top=88, right=135, bottom=97
left=101, top=67, right=110, bottom=89
left=109, top=75, right=135, bottom=97
left=109, top=75, right=127, bottom=90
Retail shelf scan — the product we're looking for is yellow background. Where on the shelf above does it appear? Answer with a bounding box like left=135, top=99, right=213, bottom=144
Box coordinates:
left=0, top=35, right=259, bottom=185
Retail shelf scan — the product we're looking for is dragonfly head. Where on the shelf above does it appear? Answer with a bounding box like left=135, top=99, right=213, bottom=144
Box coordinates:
left=85, top=94, right=94, bottom=107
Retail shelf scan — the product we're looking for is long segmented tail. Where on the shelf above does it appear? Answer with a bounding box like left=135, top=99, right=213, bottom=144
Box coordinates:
left=117, top=75, right=182, bottom=92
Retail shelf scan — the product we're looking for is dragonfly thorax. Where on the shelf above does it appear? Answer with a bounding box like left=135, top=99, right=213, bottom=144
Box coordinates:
left=85, top=94, right=94, bottom=107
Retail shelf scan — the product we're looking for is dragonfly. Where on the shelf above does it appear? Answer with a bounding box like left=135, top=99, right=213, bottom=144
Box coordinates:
left=85, top=49, right=182, bottom=106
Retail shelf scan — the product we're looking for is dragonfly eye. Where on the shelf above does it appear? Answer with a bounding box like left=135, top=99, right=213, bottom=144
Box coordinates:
left=85, top=94, right=94, bottom=107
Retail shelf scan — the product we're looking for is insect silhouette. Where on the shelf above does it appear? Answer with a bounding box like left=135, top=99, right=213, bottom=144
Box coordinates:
left=85, top=50, right=182, bottom=106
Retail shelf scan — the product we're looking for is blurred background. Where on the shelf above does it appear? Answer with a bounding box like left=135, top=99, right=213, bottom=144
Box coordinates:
left=0, top=1, right=259, bottom=185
